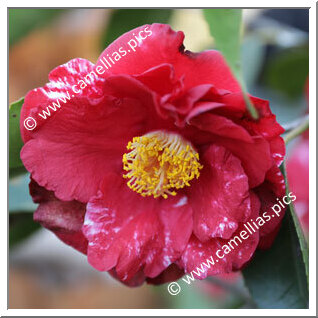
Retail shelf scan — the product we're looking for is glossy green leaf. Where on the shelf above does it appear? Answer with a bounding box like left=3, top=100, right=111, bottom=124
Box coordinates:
left=203, top=9, right=258, bottom=119
left=9, top=212, right=40, bottom=248
left=101, top=9, right=172, bottom=50
left=9, top=98, right=24, bottom=173
left=243, top=162, right=308, bottom=309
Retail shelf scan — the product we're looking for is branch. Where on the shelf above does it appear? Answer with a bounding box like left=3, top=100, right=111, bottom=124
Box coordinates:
left=283, top=115, right=309, bottom=145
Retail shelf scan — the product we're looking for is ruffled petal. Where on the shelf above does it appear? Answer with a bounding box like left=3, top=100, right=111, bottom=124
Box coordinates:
left=179, top=192, right=260, bottom=278
left=254, top=166, right=286, bottom=249
left=188, top=144, right=251, bottom=241
left=83, top=173, right=192, bottom=282
left=30, top=180, right=88, bottom=254
left=20, top=58, right=104, bottom=143
left=133, top=63, right=183, bottom=96
left=190, top=113, right=253, bottom=143
left=146, top=264, right=184, bottom=285
left=214, top=136, right=272, bottom=188
left=21, top=61, right=160, bottom=203
left=97, top=23, right=241, bottom=92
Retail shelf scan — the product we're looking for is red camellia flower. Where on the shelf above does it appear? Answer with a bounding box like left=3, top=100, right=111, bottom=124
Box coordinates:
left=20, top=24, right=286, bottom=286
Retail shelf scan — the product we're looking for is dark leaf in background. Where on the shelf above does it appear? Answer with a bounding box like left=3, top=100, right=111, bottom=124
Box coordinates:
left=9, top=8, right=65, bottom=45
left=243, top=162, right=308, bottom=309
left=9, top=98, right=25, bottom=177
left=100, top=9, right=172, bottom=49
left=9, top=212, right=40, bottom=248
left=264, top=47, right=309, bottom=98
left=9, top=166, right=27, bottom=179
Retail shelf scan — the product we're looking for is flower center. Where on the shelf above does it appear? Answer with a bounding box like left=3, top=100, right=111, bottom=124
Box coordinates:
left=122, top=130, right=203, bottom=199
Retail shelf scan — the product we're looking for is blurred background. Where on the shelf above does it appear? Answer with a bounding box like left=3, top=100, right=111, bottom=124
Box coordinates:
left=9, top=8, right=309, bottom=309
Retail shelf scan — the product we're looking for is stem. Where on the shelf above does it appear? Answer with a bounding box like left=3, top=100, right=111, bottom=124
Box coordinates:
left=283, top=114, right=309, bottom=133
left=243, top=92, right=259, bottom=120
left=283, top=116, right=309, bottom=144
left=239, top=77, right=259, bottom=120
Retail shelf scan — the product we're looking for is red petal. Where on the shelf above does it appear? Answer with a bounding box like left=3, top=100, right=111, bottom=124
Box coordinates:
left=20, top=58, right=104, bottom=143
left=30, top=180, right=88, bottom=254
left=21, top=62, right=159, bottom=203
left=179, top=193, right=260, bottom=278
left=190, top=113, right=253, bottom=143
left=82, top=173, right=192, bottom=282
left=134, top=63, right=183, bottom=96
left=254, top=166, right=286, bottom=249
left=188, top=144, right=251, bottom=241
left=269, top=136, right=286, bottom=166
left=97, top=24, right=241, bottom=92
left=216, top=136, right=272, bottom=188
left=146, top=264, right=184, bottom=285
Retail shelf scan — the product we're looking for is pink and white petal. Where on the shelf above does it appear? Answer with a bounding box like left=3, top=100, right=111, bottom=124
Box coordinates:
left=188, top=144, right=251, bottom=242
left=21, top=74, right=159, bottom=203
left=143, top=195, right=193, bottom=278
left=179, top=193, right=260, bottom=278
left=97, top=24, right=241, bottom=92
left=215, top=136, right=272, bottom=188
left=83, top=173, right=192, bottom=282
left=269, top=136, right=286, bottom=166
left=20, top=58, right=104, bottom=143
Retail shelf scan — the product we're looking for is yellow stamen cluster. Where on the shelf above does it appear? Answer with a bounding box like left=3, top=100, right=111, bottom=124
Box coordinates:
left=122, top=131, right=203, bottom=199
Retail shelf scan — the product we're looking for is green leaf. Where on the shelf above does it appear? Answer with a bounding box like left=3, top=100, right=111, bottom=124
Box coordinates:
left=9, top=8, right=65, bottom=45
left=243, top=162, right=308, bottom=309
left=203, top=9, right=258, bottom=119
left=9, top=212, right=40, bottom=248
left=203, top=9, right=242, bottom=77
left=264, top=47, right=309, bottom=98
left=9, top=98, right=24, bottom=172
left=101, top=9, right=172, bottom=50
left=9, top=166, right=27, bottom=179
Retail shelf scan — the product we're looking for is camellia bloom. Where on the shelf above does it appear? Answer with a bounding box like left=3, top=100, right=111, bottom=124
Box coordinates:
left=287, top=80, right=309, bottom=235
left=20, top=24, right=286, bottom=286
left=287, top=138, right=309, bottom=235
